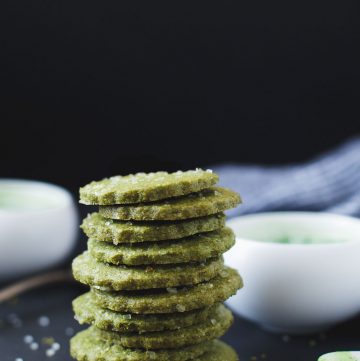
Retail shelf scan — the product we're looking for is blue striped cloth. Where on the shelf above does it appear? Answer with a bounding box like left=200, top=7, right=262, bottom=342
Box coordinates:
left=212, top=137, right=360, bottom=218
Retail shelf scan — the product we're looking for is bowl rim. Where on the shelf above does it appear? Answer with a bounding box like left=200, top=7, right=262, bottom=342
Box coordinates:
left=0, top=178, right=74, bottom=214
left=227, top=211, right=360, bottom=248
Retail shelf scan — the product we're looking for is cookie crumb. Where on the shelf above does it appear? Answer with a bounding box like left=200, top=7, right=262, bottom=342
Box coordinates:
left=41, top=337, right=55, bottom=346
left=23, top=335, right=33, bottom=344
left=65, top=327, right=74, bottom=336
left=166, top=287, right=178, bottom=294
left=52, top=342, right=60, bottom=351
left=38, top=316, right=50, bottom=327
left=176, top=304, right=186, bottom=312
left=29, top=342, right=39, bottom=350
left=46, top=349, right=55, bottom=357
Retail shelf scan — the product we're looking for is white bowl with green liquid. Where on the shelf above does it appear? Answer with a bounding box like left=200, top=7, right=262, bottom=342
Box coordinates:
left=225, top=212, right=360, bottom=334
left=0, top=179, right=78, bottom=281
left=319, top=352, right=360, bottom=361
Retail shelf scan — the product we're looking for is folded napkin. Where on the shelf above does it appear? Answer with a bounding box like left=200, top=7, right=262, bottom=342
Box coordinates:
left=212, top=137, right=360, bottom=218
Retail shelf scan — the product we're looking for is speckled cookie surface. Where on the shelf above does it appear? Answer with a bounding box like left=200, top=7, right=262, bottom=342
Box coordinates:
left=72, top=251, right=224, bottom=291
left=92, top=267, right=242, bottom=314
left=99, top=187, right=241, bottom=221
left=97, top=304, right=233, bottom=349
left=70, top=326, right=211, bottom=361
left=79, top=170, right=218, bottom=205
left=73, top=292, right=220, bottom=333
left=88, top=227, right=235, bottom=265
left=196, top=340, right=238, bottom=361
left=81, top=212, right=226, bottom=244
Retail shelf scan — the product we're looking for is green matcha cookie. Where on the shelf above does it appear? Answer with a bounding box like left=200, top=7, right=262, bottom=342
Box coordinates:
left=88, top=227, right=235, bottom=265
left=197, top=340, right=238, bottom=361
left=99, top=187, right=241, bottom=221
left=70, top=326, right=211, bottom=361
left=97, top=304, right=233, bottom=349
left=81, top=212, right=226, bottom=244
left=92, top=267, right=242, bottom=314
left=72, top=251, right=224, bottom=291
left=80, top=170, right=218, bottom=205
left=73, top=292, right=220, bottom=333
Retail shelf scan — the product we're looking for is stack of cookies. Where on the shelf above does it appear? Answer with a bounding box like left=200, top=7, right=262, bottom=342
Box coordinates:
left=70, top=169, right=243, bottom=361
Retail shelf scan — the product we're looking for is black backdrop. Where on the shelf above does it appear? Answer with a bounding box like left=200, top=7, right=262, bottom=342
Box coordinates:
left=1, top=1, right=360, bottom=192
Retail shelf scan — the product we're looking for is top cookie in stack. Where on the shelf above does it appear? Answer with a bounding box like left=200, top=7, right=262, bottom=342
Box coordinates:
left=71, top=169, right=243, bottom=361
left=79, top=170, right=219, bottom=205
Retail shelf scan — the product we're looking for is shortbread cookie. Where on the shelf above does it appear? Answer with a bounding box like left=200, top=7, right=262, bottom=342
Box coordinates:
left=197, top=340, right=238, bottom=361
left=70, top=326, right=211, bottom=361
left=72, top=251, right=224, bottom=291
left=99, top=187, right=241, bottom=221
left=81, top=212, right=226, bottom=244
left=92, top=267, right=242, bottom=314
left=88, top=227, right=235, bottom=265
left=73, top=292, right=219, bottom=333
left=80, top=170, right=218, bottom=205
left=96, top=304, right=233, bottom=349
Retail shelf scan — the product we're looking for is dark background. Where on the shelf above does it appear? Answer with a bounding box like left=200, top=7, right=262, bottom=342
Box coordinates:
left=1, top=1, right=360, bottom=194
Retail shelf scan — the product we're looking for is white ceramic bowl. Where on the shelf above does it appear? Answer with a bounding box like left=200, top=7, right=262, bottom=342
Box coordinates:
left=319, top=352, right=360, bottom=361
left=0, top=179, right=78, bottom=281
left=225, top=212, right=360, bottom=334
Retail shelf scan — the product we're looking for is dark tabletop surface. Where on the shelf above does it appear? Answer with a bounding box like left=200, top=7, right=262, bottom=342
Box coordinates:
left=0, top=281, right=359, bottom=361
left=1, top=207, right=359, bottom=361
